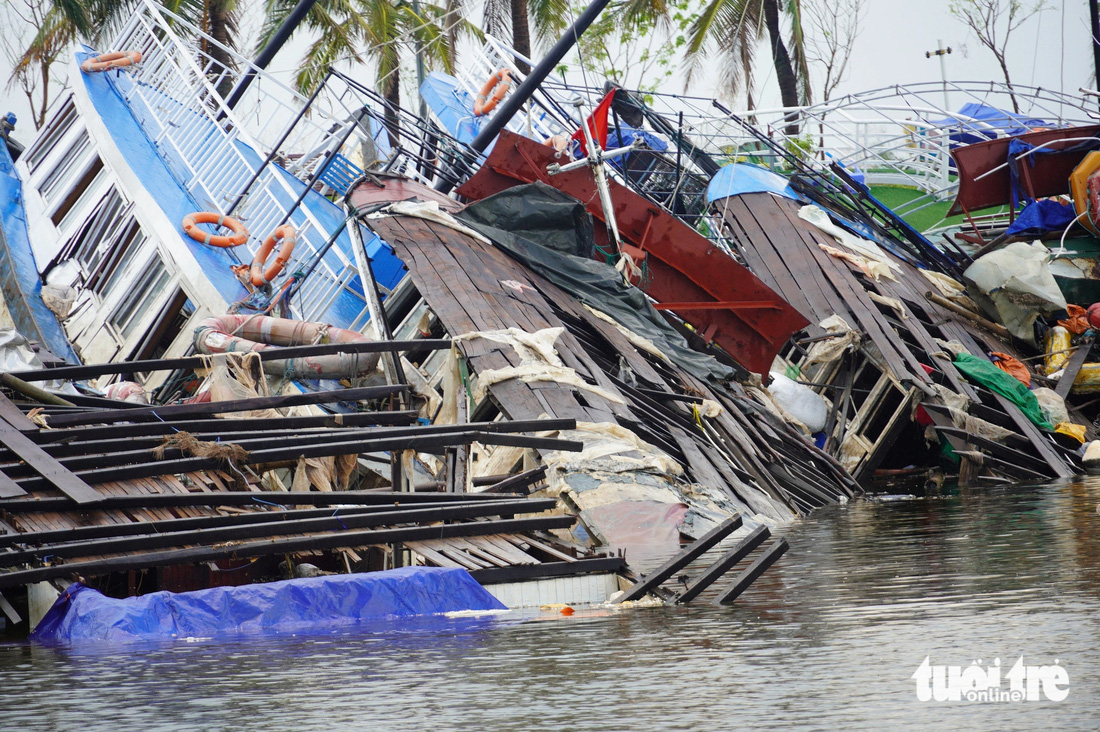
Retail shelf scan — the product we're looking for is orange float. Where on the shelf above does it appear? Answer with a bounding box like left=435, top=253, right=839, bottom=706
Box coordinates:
left=80, top=50, right=142, bottom=73
left=1070, top=151, right=1100, bottom=236
left=251, top=225, right=296, bottom=286
left=474, top=68, right=512, bottom=116
left=182, top=212, right=248, bottom=248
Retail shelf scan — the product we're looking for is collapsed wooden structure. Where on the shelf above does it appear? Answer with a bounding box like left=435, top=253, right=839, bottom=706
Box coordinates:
left=0, top=337, right=634, bottom=628
left=712, top=190, right=1085, bottom=485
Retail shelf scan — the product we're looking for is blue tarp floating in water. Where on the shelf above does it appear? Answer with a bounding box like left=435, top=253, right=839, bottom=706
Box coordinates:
left=706, top=163, right=799, bottom=203
left=31, top=567, right=506, bottom=643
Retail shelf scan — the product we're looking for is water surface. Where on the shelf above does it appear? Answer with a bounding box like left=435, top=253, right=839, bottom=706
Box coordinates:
left=2, top=480, right=1097, bottom=730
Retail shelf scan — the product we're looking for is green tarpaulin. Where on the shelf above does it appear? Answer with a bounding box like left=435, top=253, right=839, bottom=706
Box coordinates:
left=953, top=352, right=1053, bottom=430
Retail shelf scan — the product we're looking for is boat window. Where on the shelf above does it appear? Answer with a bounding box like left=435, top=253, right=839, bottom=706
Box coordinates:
left=108, top=254, right=172, bottom=340
left=23, top=98, right=78, bottom=174
left=61, top=186, right=131, bottom=274
left=132, top=289, right=195, bottom=365
left=52, top=159, right=108, bottom=231
left=91, top=219, right=146, bottom=299
left=37, top=130, right=95, bottom=204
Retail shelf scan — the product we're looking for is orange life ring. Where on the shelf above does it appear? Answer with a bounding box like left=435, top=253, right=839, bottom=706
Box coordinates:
left=251, top=225, right=296, bottom=286
left=1088, top=171, right=1100, bottom=237
left=182, top=212, right=248, bottom=248
left=474, top=68, right=512, bottom=116
left=80, top=50, right=142, bottom=73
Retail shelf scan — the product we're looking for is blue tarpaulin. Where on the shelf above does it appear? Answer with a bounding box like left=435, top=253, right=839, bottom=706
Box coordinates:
left=706, top=163, right=799, bottom=203
left=31, top=567, right=506, bottom=643
left=930, top=102, right=1049, bottom=147
left=1004, top=199, right=1079, bottom=237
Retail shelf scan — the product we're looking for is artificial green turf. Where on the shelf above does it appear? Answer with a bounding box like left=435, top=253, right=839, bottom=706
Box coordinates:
left=868, top=185, right=971, bottom=233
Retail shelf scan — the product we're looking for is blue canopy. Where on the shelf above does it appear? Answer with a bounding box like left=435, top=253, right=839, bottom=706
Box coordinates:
left=31, top=567, right=506, bottom=643
left=706, top=163, right=799, bottom=203
left=931, top=102, right=1049, bottom=146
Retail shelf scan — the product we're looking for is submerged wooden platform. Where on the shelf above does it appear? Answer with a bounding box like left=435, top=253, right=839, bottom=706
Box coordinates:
left=713, top=191, right=1084, bottom=484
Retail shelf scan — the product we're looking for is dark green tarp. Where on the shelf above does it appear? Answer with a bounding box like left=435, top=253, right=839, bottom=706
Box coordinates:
left=456, top=182, right=734, bottom=383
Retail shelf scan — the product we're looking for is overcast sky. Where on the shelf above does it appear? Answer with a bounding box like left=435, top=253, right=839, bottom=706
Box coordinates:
left=0, top=0, right=1094, bottom=140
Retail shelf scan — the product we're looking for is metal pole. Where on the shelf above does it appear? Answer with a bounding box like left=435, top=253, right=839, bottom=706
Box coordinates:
left=1092, top=0, right=1100, bottom=111
left=226, top=70, right=330, bottom=217
left=224, top=0, right=321, bottom=110
left=925, top=40, right=952, bottom=111
left=434, top=0, right=613, bottom=192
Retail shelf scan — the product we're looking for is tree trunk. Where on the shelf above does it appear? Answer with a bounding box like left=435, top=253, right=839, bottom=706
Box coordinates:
left=207, top=0, right=238, bottom=100
left=383, top=70, right=402, bottom=148
left=763, top=0, right=800, bottom=135
left=511, top=0, right=531, bottom=75
left=996, top=54, right=1020, bottom=113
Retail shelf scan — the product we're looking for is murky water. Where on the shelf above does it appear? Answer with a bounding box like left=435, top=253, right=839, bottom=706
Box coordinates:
left=2, top=480, right=1098, bottom=730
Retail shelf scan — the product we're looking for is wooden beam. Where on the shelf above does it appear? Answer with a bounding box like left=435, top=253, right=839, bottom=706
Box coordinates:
left=481, top=466, right=548, bottom=494
left=1055, top=336, right=1094, bottom=400
left=676, top=524, right=771, bottom=604
left=0, top=515, right=577, bottom=589
left=0, top=498, right=558, bottom=567
left=612, top=515, right=743, bottom=603
left=0, top=392, right=39, bottom=432
left=41, top=385, right=410, bottom=428
left=0, top=499, right=519, bottom=548
left=0, top=489, right=526, bottom=514
left=469, top=556, right=625, bottom=584
left=0, top=416, right=101, bottom=504
left=713, top=537, right=790, bottom=605
left=7, top=339, right=454, bottom=382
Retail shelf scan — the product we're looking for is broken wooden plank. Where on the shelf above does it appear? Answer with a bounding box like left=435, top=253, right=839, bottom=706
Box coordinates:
left=612, top=515, right=743, bottom=603
left=0, top=417, right=101, bottom=504
left=675, top=524, right=771, bottom=604
left=713, top=537, right=790, bottom=605
left=1055, top=337, right=1094, bottom=400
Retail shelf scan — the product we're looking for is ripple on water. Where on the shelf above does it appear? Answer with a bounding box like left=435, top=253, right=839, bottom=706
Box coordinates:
left=1, top=480, right=1099, bottom=730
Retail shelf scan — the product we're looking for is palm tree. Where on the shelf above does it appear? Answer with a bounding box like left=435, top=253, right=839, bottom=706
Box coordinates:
left=258, top=0, right=469, bottom=144
left=482, top=0, right=570, bottom=73
left=13, top=0, right=244, bottom=104
left=684, top=0, right=808, bottom=133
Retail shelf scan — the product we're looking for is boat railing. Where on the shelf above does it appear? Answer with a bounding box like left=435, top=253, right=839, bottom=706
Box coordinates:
left=103, top=0, right=388, bottom=324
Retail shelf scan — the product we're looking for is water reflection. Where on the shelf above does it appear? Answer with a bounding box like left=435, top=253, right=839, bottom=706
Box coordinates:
left=1, top=480, right=1098, bottom=730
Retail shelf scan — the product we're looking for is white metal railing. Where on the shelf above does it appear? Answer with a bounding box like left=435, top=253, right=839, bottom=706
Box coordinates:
left=99, top=0, right=402, bottom=324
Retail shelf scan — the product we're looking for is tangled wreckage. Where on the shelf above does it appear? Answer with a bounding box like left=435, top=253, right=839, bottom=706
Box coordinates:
left=0, top=0, right=1098, bottom=638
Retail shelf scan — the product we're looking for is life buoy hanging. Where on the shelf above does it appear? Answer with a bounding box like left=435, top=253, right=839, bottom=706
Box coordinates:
left=81, top=50, right=142, bottom=73
left=251, top=225, right=296, bottom=286
left=182, top=212, right=249, bottom=248
left=474, top=68, right=512, bottom=116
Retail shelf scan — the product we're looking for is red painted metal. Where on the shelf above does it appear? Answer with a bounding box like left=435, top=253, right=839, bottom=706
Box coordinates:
left=457, top=131, right=808, bottom=373
left=652, top=301, right=784, bottom=311
left=949, top=124, right=1100, bottom=217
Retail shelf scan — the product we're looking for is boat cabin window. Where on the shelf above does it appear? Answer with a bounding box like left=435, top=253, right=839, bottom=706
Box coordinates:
left=133, top=289, right=195, bottom=364
left=37, top=130, right=95, bottom=204
left=65, top=187, right=130, bottom=274
left=108, top=254, right=172, bottom=341
left=23, top=98, right=78, bottom=174
left=52, top=159, right=108, bottom=231
left=90, top=218, right=146, bottom=299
